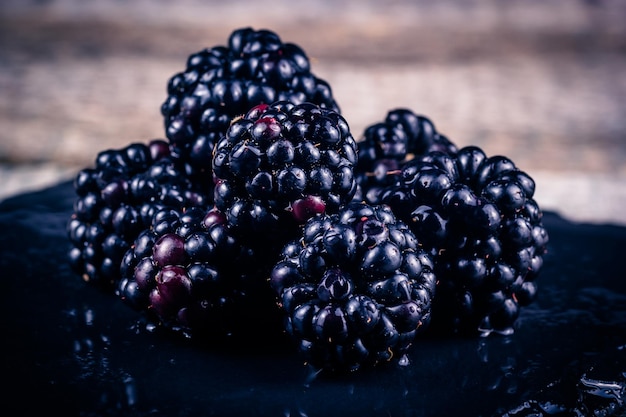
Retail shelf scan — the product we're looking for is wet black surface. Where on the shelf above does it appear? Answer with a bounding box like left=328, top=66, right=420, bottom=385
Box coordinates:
left=1, top=181, right=625, bottom=417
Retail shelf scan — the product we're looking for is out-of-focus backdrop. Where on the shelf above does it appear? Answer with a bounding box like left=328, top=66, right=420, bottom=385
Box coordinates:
left=1, top=0, right=625, bottom=224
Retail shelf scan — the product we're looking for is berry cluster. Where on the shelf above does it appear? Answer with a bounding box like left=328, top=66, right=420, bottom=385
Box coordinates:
left=117, top=206, right=280, bottom=339
left=354, top=108, right=457, bottom=205
left=161, top=27, right=339, bottom=192
left=67, top=27, right=548, bottom=373
left=212, top=100, right=358, bottom=250
left=270, top=202, right=436, bottom=371
left=377, top=147, right=549, bottom=335
left=67, top=140, right=209, bottom=289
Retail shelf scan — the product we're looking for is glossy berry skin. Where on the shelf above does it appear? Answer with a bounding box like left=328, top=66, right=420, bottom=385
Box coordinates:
left=378, top=146, right=549, bottom=336
left=117, top=206, right=280, bottom=339
left=67, top=140, right=210, bottom=290
left=270, top=202, right=436, bottom=372
left=353, top=108, right=458, bottom=205
left=161, top=27, right=340, bottom=183
left=212, top=100, right=358, bottom=250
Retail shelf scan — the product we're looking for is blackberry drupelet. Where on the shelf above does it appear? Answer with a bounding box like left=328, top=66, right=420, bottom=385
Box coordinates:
left=353, top=108, right=458, bottom=205
left=161, top=27, right=340, bottom=184
left=212, top=100, right=358, bottom=250
left=117, top=206, right=281, bottom=340
left=269, top=202, right=437, bottom=372
left=67, top=140, right=210, bottom=290
left=379, top=146, right=549, bottom=336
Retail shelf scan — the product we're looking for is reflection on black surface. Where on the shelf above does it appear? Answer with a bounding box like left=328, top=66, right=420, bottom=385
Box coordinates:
left=0, top=181, right=625, bottom=416
left=66, top=305, right=139, bottom=413
left=499, top=345, right=626, bottom=416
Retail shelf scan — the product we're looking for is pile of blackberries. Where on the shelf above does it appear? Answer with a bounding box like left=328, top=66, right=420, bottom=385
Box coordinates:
left=67, top=27, right=548, bottom=373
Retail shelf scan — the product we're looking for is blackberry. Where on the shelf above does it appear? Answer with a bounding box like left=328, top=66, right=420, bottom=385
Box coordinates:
left=353, top=108, right=458, bottom=205
left=117, top=206, right=280, bottom=339
left=161, top=27, right=340, bottom=183
left=379, top=146, right=549, bottom=335
left=67, top=140, right=210, bottom=290
left=269, top=202, right=436, bottom=372
left=212, top=100, right=358, bottom=250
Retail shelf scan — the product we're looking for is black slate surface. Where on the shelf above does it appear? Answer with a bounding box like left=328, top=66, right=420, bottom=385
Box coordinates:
left=1, top=181, right=625, bottom=417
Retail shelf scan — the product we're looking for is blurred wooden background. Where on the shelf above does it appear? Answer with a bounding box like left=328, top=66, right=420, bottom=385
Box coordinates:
left=1, top=0, right=625, bottom=224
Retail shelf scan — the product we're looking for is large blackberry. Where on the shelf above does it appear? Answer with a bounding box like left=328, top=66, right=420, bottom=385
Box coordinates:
left=353, top=108, right=458, bottom=205
left=117, top=206, right=280, bottom=339
left=67, top=140, right=210, bottom=290
left=379, top=146, right=549, bottom=335
left=269, top=202, right=437, bottom=372
left=161, top=27, right=340, bottom=183
left=212, top=100, right=358, bottom=250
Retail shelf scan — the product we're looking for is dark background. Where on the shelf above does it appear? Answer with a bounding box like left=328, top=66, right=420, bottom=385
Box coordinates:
left=1, top=0, right=625, bottom=224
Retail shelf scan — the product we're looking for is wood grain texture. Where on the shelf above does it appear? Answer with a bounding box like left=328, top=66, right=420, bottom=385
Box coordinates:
left=1, top=0, right=625, bottom=222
